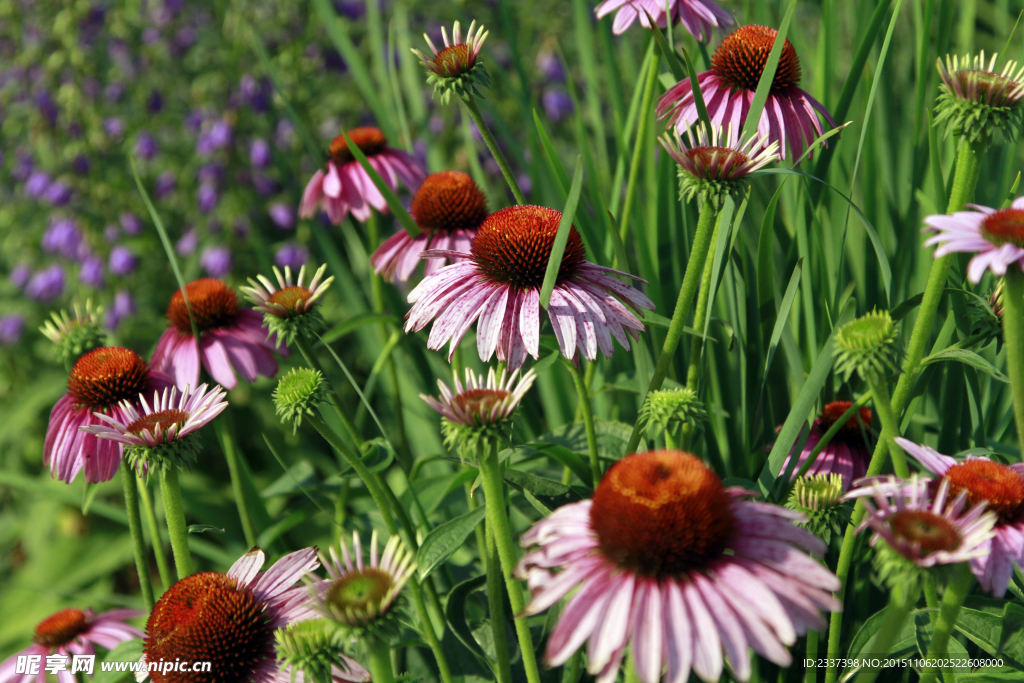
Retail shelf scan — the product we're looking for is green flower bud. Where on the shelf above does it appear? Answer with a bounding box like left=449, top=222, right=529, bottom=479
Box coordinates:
left=274, top=368, right=328, bottom=434
left=833, top=309, right=899, bottom=382
left=638, top=387, right=707, bottom=433
left=786, top=473, right=850, bottom=544
left=40, top=300, right=106, bottom=370
left=275, top=619, right=348, bottom=683
left=935, top=52, right=1024, bottom=143
left=412, top=21, right=490, bottom=105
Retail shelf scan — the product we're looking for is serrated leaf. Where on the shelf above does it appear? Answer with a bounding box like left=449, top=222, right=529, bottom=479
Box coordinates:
left=444, top=575, right=489, bottom=662
left=922, top=348, right=1009, bottom=383
left=503, top=468, right=582, bottom=512
left=416, top=505, right=486, bottom=579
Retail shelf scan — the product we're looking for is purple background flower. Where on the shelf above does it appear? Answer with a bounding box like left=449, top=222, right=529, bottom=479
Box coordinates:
left=201, top=245, right=232, bottom=277
left=0, top=314, right=25, bottom=346
left=26, top=264, right=65, bottom=303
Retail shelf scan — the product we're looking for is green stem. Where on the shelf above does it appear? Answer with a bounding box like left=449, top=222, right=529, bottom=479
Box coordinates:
left=1001, top=269, right=1024, bottom=442
left=918, top=564, right=974, bottom=683
left=854, top=582, right=920, bottom=683
left=137, top=473, right=172, bottom=591
left=681, top=213, right=723, bottom=449
left=294, top=335, right=364, bottom=448
left=462, top=95, right=526, bottom=205
left=618, top=51, right=660, bottom=246
left=804, top=630, right=819, bottom=683
left=626, top=201, right=719, bottom=454
left=478, top=441, right=543, bottom=683
left=865, top=374, right=909, bottom=478
left=160, top=465, right=193, bottom=579
left=485, top=517, right=513, bottom=683
left=365, top=634, right=396, bottom=683
left=570, top=360, right=601, bottom=484
left=825, top=137, right=987, bottom=683
left=121, top=464, right=154, bottom=608
left=218, top=419, right=257, bottom=548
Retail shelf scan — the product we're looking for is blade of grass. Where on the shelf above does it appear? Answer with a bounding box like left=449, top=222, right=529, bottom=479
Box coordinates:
left=541, top=157, right=585, bottom=309
left=739, top=0, right=798, bottom=142
left=679, top=47, right=712, bottom=135
left=340, top=130, right=421, bottom=236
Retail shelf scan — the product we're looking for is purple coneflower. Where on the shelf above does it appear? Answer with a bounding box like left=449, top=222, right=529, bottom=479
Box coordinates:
left=0, top=607, right=143, bottom=683
left=923, top=198, right=1024, bottom=283
left=299, top=127, right=424, bottom=224
left=151, top=278, right=285, bottom=390
left=412, top=20, right=490, bottom=102
left=595, top=0, right=731, bottom=40
left=242, top=264, right=334, bottom=322
left=405, top=205, right=654, bottom=371
left=371, top=170, right=488, bottom=283
left=516, top=450, right=841, bottom=683
left=44, top=347, right=173, bottom=483
left=139, top=548, right=369, bottom=683
left=890, top=437, right=1024, bottom=597
left=422, top=366, right=536, bottom=427
left=780, top=401, right=872, bottom=490
left=658, top=25, right=836, bottom=161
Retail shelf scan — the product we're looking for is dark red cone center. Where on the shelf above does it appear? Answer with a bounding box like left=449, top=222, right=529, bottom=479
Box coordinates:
left=168, top=279, right=239, bottom=334
left=68, top=347, right=150, bottom=410
left=711, top=25, right=802, bottom=93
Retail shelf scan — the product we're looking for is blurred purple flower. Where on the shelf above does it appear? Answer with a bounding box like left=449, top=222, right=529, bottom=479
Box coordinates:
left=333, top=0, right=364, bottom=19
left=72, top=154, right=91, bottom=175
left=207, top=219, right=222, bottom=234
left=240, top=75, right=271, bottom=112
left=323, top=48, right=347, bottom=73
left=155, top=171, right=177, bottom=200
left=42, top=219, right=83, bottom=259
left=274, top=120, right=296, bottom=150
left=26, top=264, right=65, bottom=303
left=9, top=264, right=31, bottom=289
left=185, top=110, right=204, bottom=133
left=536, top=52, right=566, bottom=83
left=176, top=228, right=198, bottom=256
left=147, top=91, right=164, bottom=114
left=250, top=138, right=271, bottom=168
left=233, top=220, right=249, bottom=238
left=429, top=114, right=445, bottom=135
left=542, top=87, right=574, bottom=122
left=35, top=90, right=58, bottom=126
left=0, top=314, right=25, bottom=346
left=103, top=117, right=125, bottom=139
left=109, top=246, right=139, bottom=276
left=134, top=132, right=159, bottom=160
left=104, top=82, right=125, bottom=103
left=43, top=180, right=72, bottom=206
left=142, top=28, right=160, bottom=44
left=275, top=242, right=308, bottom=271
left=105, top=290, right=136, bottom=331
left=517, top=173, right=534, bottom=196
left=104, top=224, right=120, bottom=243
left=173, top=26, right=196, bottom=53
left=25, top=171, right=50, bottom=198
left=12, top=153, right=33, bottom=182
left=253, top=174, right=279, bottom=197
left=79, top=256, right=106, bottom=289
left=200, top=245, right=232, bottom=277
left=269, top=202, right=295, bottom=230
left=197, top=183, right=220, bottom=214
left=197, top=119, right=232, bottom=155
left=120, top=212, right=144, bottom=236
left=198, top=163, right=224, bottom=185
left=68, top=122, right=84, bottom=139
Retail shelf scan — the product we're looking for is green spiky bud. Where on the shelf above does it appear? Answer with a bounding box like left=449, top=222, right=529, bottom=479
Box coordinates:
left=274, top=368, right=328, bottom=434
left=40, top=300, right=106, bottom=370
left=935, top=52, right=1024, bottom=143
left=786, top=473, right=850, bottom=544
left=833, top=309, right=899, bottom=382
left=125, top=434, right=203, bottom=475
left=275, top=619, right=349, bottom=683
left=639, top=387, right=707, bottom=432
left=412, top=21, right=491, bottom=105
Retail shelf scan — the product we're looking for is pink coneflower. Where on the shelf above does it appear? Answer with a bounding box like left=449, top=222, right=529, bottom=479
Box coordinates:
left=151, top=278, right=286, bottom=391
left=595, top=0, right=731, bottom=41
left=780, top=401, right=872, bottom=490
left=516, top=450, right=841, bottom=683
left=405, top=205, right=655, bottom=371
left=658, top=25, right=837, bottom=161
left=44, top=347, right=173, bottom=484
left=371, top=171, right=488, bottom=283
left=412, top=20, right=488, bottom=84
left=923, top=198, right=1024, bottom=283
left=848, top=474, right=997, bottom=568
left=139, top=548, right=369, bottom=683
left=242, top=264, right=334, bottom=320
left=421, top=366, right=536, bottom=427
left=299, top=127, right=424, bottom=224
left=893, top=437, right=1024, bottom=597
left=0, top=607, right=143, bottom=683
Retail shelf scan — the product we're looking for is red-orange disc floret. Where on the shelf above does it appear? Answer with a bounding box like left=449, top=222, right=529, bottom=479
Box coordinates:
left=590, top=450, right=734, bottom=577
left=433, top=44, right=471, bottom=75
left=888, top=510, right=962, bottom=555
left=144, top=572, right=274, bottom=683
left=711, top=25, right=801, bottom=93
left=328, top=127, right=388, bottom=166
left=944, top=460, right=1024, bottom=525
left=687, top=145, right=750, bottom=168
left=471, top=205, right=586, bottom=290
left=167, top=279, right=239, bottom=334
left=980, top=208, right=1024, bottom=247
left=818, top=401, right=872, bottom=443
left=126, top=409, right=190, bottom=437
left=411, top=171, right=489, bottom=232
left=34, top=608, right=89, bottom=648
left=68, top=347, right=150, bottom=410
left=452, top=388, right=510, bottom=420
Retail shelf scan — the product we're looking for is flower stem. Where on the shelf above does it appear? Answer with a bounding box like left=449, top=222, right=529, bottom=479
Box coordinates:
left=804, top=630, right=819, bottom=683
left=918, top=563, right=974, bottom=683
left=854, top=581, right=920, bottom=683
left=865, top=374, right=908, bottom=478
left=160, top=465, right=193, bottom=579
left=485, top=517, right=513, bottom=683
left=626, top=200, right=719, bottom=455
left=364, top=634, right=396, bottom=683
left=569, top=360, right=601, bottom=485
left=462, top=95, right=526, bottom=205
left=137, top=473, right=172, bottom=590
left=217, top=418, right=257, bottom=548
left=121, top=463, right=154, bottom=608
left=618, top=49, right=661, bottom=245
left=1001, top=269, right=1024, bottom=442
left=825, top=137, right=987, bottom=683
left=293, top=334, right=365, bottom=448
left=682, top=212, right=722, bottom=449
left=478, top=441, right=543, bottom=683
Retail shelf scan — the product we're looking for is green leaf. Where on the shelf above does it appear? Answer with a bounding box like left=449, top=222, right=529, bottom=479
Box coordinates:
left=540, top=156, right=584, bottom=309
left=320, top=313, right=398, bottom=344
left=340, top=130, right=420, bottom=236
left=842, top=607, right=920, bottom=676
left=261, top=461, right=318, bottom=498
left=759, top=258, right=802, bottom=395
left=503, top=468, right=582, bottom=512
left=678, top=47, right=712, bottom=134
left=93, top=639, right=145, bottom=683
left=187, top=524, right=225, bottom=534
left=444, top=575, right=489, bottom=662
left=739, top=0, right=798, bottom=143
left=527, top=444, right=593, bottom=488
left=416, top=506, right=487, bottom=579
left=645, top=13, right=685, bottom=82
left=922, top=348, right=1009, bottom=383
left=953, top=607, right=1024, bottom=671
left=541, top=420, right=637, bottom=460
left=757, top=180, right=787, bottom=345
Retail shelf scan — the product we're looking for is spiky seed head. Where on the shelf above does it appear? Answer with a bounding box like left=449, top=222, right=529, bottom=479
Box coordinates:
left=274, top=368, right=328, bottom=434
left=935, top=51, right=1024, bottom=143
left=786, top=473, right=850, bottom=544
left=412, top=20, right=491, bottom=104
left=639, top=387, right=707, bottom=432
left=40, top=300, right=106, bottom=369
left=275, top=619, right=349, bottom=683
left=833, top=309, right=900, bottom=382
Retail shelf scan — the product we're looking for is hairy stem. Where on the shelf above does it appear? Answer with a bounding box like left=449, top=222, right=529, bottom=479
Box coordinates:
left=854, top=582, right=919, bottom=683
left=485, top=518, right=513, bottom=683
left=462, top=95, right=526, bottom=204
left=918, top=564, right=974, bottom=683
left=160, top=465, right=193, bottom=579
left=365, top=634, right=397, bottom=683
left=570, top=360, right=601, bottom=484
left=137, top=472, right=172, bottom=591
left=1001, top=269, right=1024, bottom=443
left=294, top=334, right=364, bottom=448
left=217, top=418, right=258, bottom=548
left=122, top=463, right=154, bottom=608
